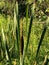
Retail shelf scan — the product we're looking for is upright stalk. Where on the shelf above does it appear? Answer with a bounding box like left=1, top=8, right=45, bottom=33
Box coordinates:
left=20, top=18, right=24, bottom=65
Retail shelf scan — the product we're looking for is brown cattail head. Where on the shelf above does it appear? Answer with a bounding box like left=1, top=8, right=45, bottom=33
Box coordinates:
left=20, top=35, right=24, bottom=55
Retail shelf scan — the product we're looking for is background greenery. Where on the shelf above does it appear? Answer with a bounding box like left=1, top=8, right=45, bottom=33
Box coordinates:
left=0, top=0, right=49, bottom=65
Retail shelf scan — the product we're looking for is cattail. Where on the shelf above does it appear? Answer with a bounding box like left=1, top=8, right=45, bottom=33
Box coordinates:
left=20, top=18, right=24, bottom=55
left=20, top=33, right=24, bottom=55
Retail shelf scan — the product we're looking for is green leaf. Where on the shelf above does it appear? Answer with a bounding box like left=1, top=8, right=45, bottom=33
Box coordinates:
left=26, top=4, right=29, bottom=34
left=22, top=15, right=33, bottom=65
left=16, top=27, right=19, bottom=50
left=25, top=16, right=33, bottom=52
left=36, top=25, right=47, bottom=57
left=6, top=42, right=11, bottom=61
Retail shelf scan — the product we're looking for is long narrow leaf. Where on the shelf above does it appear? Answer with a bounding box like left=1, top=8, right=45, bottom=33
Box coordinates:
left=22, top=16, right=33, bottom=65
left=1, top=28, right=12, bottom=64
left=36, top=26, right=47, bottom=57
left=15, top=1, right=20, bottom=51
left=26, top=4, right=29, bottom=34
left=16, top=27, right=19, bottom=50
left=14, top=1, right=18, bottom=32
left=25, top=16, right=33, bottom=52
left=6, top=42, right=11, bottom=61
left=1, top=28, right=6, bottom=50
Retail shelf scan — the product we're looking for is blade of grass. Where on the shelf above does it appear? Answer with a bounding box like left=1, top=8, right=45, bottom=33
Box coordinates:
left=1, top=28, right=6, bottom=50
left=36, top=25, right=47, bottom=57
left=15, top=1, right=20, bottom=51
left=26, top=4, right=29, bottom=34
left=14, top=7, right=17, bottom=32
left=42, top=55, right=48, bottom=65
left=17, top=2, right=20, bottom=49
left=6, top=42, right=11, bottom=60
left=5, top=42, right=12, bottom=64
left=5, top=41, right=12, bottom=65
left=22, top=15, right=33, bottom=65
left=16, top=26, right=19, bottom=50
left=15, top=1, right=18, bottom=18
left=25, top=15, right=33, bottom=52
left=1, top=28, right=12, bottom=64
left=14, top=1, right=18, bottom=32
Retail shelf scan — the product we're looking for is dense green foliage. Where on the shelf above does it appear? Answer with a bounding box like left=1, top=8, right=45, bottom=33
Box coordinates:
left=0, top=0, right=49, bottom=65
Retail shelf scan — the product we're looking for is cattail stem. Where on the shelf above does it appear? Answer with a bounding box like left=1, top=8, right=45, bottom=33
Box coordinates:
left=20, top=18, right=24, bottom=65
